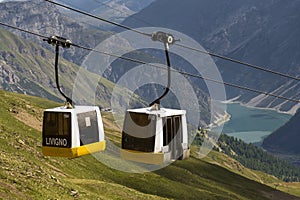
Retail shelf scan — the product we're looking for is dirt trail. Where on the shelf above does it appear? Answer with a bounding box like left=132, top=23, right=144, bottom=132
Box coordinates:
left=261, top=190, right=300, bottom=200
left=14, top=108, right=42, bottom=131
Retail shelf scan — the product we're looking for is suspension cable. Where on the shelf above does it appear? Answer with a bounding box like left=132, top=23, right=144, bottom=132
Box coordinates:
left=44, top=0, right=300, bottom=82
left=0, top=21, right=299, bottom=104
left=174, top=43, right=300, bottom=82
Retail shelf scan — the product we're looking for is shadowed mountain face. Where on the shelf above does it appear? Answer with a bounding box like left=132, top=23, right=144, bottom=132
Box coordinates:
left=57, top=0, right=155, bottom=12
left=56, top=0, right=156, bottom=29
left=263, top=110, right=300, bottom=155
left=120, top=0, right=300, bottom=114
left=0, top=28, right=126, bottom=107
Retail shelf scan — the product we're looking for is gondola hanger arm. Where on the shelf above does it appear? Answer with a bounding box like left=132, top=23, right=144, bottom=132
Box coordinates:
left=149, top=32, right=179, bottom=109
left=44, top=36, right=74, bottom=108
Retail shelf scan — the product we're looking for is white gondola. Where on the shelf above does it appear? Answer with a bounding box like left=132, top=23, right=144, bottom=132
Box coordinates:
left=121, top=32, right=190, bottom=164
left=42, top=106, right=106, bottom=158
left=121, top=107, right=190, bottom=165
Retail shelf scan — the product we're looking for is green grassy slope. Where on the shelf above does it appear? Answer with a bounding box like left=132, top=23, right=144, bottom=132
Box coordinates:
left=202, top=150, right=300, bottom=198
left=0, top=90, right=299, bottom=200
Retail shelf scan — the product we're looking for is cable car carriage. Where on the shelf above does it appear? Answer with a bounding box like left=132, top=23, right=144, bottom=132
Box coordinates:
left=121, top=107, right=190, bottom=165
left=120, top=32, right=190, bottom=164
left=42, top=36, right=105, bottom=158
left=42, top=105, right=105, bottom=158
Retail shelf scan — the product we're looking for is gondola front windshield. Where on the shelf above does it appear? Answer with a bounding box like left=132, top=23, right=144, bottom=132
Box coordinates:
left=122, top=112, right=156, bottom=152
left=43, top=112, right=71, bottom=148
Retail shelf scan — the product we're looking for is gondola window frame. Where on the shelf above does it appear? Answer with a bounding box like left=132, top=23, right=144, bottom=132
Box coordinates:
left=77, top=111, right=100, bottom=146
left=42, top=111, right=72, bottom=148
left=122, top=112, right=156, bottom=152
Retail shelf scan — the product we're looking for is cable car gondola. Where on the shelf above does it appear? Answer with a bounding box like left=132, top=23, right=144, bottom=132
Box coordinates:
left=120, top=32, right=190, bottom=165
left=42, top=36, right=105, bottom=158
left=42, top=105, right=105, bottom=158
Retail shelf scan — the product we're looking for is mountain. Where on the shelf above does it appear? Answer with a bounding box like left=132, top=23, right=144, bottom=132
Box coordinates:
left=120, top=0, right=300, bottom=114
left=57, top=0, right=155, bottom=13
left=0, top=89, right=299, bottom=199
left=0, top=0, right=215, bottom=126
left=57, top=0, right=156, bottom=29
left=263, top=110, right=300, bottom=155
left=0, top=0, right=151, bottom=107
left=0, top=27, right=146, bottom=110
left=0, top=0, right=111, bottom=65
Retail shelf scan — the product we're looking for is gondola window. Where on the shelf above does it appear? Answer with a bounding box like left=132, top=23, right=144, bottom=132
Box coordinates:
left=122, top=112, right=156, bottom=152
left=43, top=112, right=71, bottom=148
left=77, top=111, right=99, bottom=146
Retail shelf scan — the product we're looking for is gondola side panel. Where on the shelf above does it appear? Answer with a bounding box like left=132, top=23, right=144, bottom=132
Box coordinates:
left=154, top=117, right=164, bottom=153
left=95, top=107, right=105, bottom=141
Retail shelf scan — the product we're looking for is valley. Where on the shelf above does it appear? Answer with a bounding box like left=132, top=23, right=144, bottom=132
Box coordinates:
left=0, top=0, right=299, bottom=199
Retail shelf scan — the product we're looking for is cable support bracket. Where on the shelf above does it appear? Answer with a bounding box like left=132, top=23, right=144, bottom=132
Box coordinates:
left=44, top=36, right=72, bottom=48
left=151, top=31, right=179, bottom=45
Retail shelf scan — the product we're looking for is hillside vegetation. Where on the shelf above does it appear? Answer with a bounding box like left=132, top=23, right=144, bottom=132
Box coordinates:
left=217, top=134, right=300, bottom=182
left=0, top=89, right=299, bottom=199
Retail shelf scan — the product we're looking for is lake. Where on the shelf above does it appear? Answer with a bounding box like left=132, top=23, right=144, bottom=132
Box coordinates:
left=220, top=103, right=292, bottom=145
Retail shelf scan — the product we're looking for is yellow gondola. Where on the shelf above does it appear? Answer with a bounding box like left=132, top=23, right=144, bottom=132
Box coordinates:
left=41, top=36, right=105, bottom=158
left=42, top=105, right=105, bottom=158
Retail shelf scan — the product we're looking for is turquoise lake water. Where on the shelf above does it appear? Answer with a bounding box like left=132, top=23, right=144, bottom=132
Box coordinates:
left=221, top=103, right=292, bottom=145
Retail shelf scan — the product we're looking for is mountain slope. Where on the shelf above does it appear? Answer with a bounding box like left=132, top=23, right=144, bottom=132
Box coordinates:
left=57, top=0, right=155, bottom=29
left=0, top=89, right=299, bottom=199
left=216, top=134, right=300, bottom=182
left=57, top=0, right=155, bottom=13
left=0, top=27, right=145, bottom=109
left=120, top=0, right=300, bottom=114
left=263, top=110, right=300, bottom=155
left=0, top=1, right=214, bottom=126
left=0, top=0, right=111, bottom=65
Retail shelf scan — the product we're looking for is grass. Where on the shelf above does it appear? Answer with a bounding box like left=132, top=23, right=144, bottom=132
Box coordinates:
left=0, top=89, right=299, bottom=199
left=200, top=147, right=300, bottom=198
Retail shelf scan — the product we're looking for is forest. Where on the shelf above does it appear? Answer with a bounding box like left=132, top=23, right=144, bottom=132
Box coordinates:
left=217, top=134, right=300, bottom=182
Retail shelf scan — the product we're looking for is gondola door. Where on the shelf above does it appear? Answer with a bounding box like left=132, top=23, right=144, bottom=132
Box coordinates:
left=173, top=116, right=183, bottom=159
left=163, top=116, right=183, bottom=160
